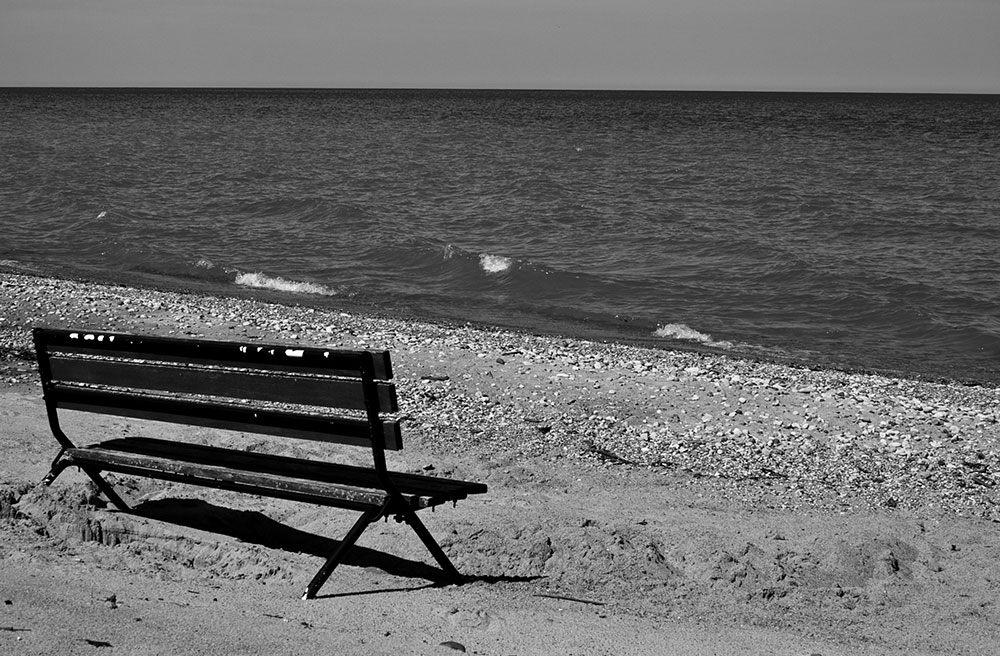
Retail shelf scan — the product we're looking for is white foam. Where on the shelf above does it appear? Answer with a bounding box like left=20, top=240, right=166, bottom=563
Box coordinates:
left=480, top=253, right=513, bottom=274
left=234, top=272, right=336, bottom=296
left=654, top=323, right=732, bottom=348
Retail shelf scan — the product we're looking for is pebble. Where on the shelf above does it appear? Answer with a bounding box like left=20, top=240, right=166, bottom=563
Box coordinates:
left=2, top=272, right=999, bottom=519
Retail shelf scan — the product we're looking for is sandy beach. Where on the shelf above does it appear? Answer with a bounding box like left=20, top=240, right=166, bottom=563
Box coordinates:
left=2, top=271, right=999, bottom=655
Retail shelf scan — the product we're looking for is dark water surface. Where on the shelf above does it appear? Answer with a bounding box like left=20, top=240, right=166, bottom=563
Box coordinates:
left=2, top=88, right=998, bottom=383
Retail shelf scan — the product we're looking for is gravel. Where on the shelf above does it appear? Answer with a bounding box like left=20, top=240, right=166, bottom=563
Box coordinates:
left=3, top=271, right=998, bottom=520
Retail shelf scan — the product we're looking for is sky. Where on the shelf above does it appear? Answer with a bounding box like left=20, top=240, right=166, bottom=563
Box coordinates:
left=1, top=0, right=998, bottom=92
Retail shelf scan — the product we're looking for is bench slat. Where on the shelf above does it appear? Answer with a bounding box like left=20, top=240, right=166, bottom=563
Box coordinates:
left=47, top=355, right=399, bottom=413
left=51, top=345, right=390, bottom=380
left=49, top=385, right=403, bottom=450
left=63, top=447, right=394, bottom=510
left=98, top=437, right=487, bottom=501
left=36, top=329, right=393, bottom=379
left=64, top=438, right=484, bottom=509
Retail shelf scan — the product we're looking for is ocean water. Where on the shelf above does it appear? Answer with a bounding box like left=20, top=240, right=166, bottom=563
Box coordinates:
left=1, top=88, right=998, bottom=383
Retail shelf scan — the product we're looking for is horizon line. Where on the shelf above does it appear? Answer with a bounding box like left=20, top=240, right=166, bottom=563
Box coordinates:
left=2, top=84, right=999, bottom=97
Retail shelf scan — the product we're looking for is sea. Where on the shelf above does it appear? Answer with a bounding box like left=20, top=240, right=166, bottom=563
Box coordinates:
left=1, top=88, right=998, bottom=384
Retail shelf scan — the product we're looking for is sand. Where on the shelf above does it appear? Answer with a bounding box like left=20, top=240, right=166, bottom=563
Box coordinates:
left=2, top=271, right=999, bottom=656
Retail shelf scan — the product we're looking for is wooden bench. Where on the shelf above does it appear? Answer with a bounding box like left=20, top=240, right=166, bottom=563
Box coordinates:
left=33, top=327, right=487, bottom=599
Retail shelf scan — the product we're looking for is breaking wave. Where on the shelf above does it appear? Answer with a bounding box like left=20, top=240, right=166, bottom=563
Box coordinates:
left=654, top=323, right=733, bottom=348
left=234, top=271, right=337, bottom=296
left=440, top=243, right=516, bottom=275
left=479, top=253, right=514, bottom=274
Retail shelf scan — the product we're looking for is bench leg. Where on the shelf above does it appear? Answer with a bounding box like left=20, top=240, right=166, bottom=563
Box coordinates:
left=302, top=503, right=464, bottom=600
left=80, top=467, right=131, bottom=512
left=41, top=459, right=70, bottom=488
left=41, top=458, right=131, bottom=512
left=303, top=503, right=386, bottom=600
left=399, top=508, right=464, bottom=585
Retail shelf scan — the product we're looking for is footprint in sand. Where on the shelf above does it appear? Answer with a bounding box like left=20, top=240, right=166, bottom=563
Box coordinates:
left=436, top=606, right=498, bottom=630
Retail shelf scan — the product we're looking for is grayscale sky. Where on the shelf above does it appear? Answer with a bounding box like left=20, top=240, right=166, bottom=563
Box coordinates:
left=2, top=0, right=998, bottom=92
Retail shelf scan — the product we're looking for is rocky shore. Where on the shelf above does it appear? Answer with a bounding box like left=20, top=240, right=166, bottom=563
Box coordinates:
left=3, top=271, right=997, bottom=519
left=2, top=270, right=999, bottom=655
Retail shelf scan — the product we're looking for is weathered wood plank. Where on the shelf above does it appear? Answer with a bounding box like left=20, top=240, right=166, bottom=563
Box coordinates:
left=47, top=355, right=398, bottom=412
left=64, top=447, right=395, bottom=509
left=50, top=345, right=394, bottom=380
left=93, top=437, right=486, bottom=501
left=35, top=328, right=394, bottom=380
left=50, top=385, right=403, bottom=450
left=63, top=442, right=482, bottom=509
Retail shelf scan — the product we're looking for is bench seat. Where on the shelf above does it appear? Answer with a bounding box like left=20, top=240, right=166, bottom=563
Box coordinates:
left=59, top=437, right=487, bottom=511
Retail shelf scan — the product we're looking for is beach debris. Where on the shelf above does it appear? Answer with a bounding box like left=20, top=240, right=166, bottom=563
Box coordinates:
left=534, top=593, right=605, bottom=606
left=580, top=439, right=634, bottom=465
left=439, top=641, right=466, bottom=652
left=84, top=638, right=113, bottom=648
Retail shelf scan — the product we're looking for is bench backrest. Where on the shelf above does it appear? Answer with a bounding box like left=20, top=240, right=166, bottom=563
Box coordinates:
left=33, top=328, right=402, bottom=451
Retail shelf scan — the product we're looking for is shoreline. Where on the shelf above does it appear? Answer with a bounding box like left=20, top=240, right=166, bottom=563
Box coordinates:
left=3, top=270, right=1000, bottom=655
left=1, top=266, right=991, bottom=388
left=2, top=270, right=998, bottom=518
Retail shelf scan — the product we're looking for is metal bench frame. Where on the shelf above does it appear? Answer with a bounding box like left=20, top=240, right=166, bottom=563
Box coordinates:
left=34, top=327, right=486, bottom=599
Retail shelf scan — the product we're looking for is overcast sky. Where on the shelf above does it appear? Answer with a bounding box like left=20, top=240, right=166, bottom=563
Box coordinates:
left=2, top=0, right=998, bottom=92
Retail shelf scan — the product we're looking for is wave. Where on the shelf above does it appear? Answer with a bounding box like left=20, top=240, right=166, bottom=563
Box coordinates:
left=233, top=271, right=338, bottom=296
left=383, top=240, right=661, bottom=311
left=479, top=253, right=514, bottom=274
left=440, top=243, right=516, bottom=275
left=653, top=323, right=733, bottom=348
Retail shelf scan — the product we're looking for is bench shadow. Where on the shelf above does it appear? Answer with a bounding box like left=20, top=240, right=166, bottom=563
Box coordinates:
left=314, top=573, right=545, bottom=599
left=129, top=498, right=451, bottom=584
